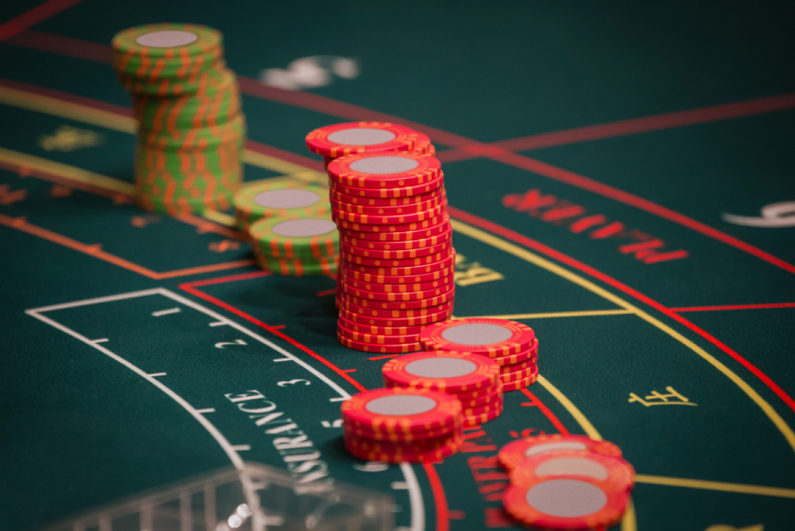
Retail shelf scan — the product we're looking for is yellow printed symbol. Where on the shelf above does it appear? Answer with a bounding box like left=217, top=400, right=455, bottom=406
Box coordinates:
left=209, top=240, right=242, bottom=253
left=705, top=525, right=763, bottom=531
left=38, top=125, right=104, bottom=152
left=0, top=184, right=27, bottom=205
left=454, top=253, right=504, bottom=287
left=629, top=386, right=696, bottom=407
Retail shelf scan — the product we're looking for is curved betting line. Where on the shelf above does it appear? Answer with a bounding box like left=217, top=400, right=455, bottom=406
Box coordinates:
left=449, top=217, right=795, bottom=454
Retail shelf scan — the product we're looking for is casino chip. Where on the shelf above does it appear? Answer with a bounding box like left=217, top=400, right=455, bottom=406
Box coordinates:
left=382, top=351, right=504, bottom=426
left=112, top=23, right=244, bottom=215
left=249, top=216, right=338, bottom=276
left=305, top=122, right=423, bottom=170
left=233, top=181, right=331, bottom=230
left=499, top=434, right=623, bottom=471
left=419, top=318, right=539, bottom=392
left=341, top=387, right=463, bottom=463
left=503, top=450, right=635, bottom=529
left=305, top=137, right=453, bottom=351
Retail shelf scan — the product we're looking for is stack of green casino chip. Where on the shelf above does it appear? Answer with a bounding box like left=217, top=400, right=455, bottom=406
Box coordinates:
left=249, top=216, right=339, bottom=276
left=111, top=23, right=245, bottom=214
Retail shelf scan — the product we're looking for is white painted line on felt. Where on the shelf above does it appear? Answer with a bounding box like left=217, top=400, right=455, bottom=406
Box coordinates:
left=148, top=372, right=167, bottom=378
left=28, top=288, right=163, bottom=313
left=400, top=463, right=425, bottom=531
left=273, top=358, right=292, bottom=362
left=92, top=338, right=108, bottom=343
left=209, top=321, right=226, bottom=327
left=196, top=408, right=215, bottom=414
left=152, top=307, right=181, bottom=317
left=232, top=445, right=251, bottom=452
left=391, top=481, right=408, bottom=490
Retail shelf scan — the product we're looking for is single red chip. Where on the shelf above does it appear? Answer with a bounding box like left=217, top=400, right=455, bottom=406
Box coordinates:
left=341, top=247, right=452, bottom=268
left=340, top=239, right=452, bottom=261
left=337, top=321, right=419, bottom=345
left=306, top=122, right=417, bottom=158
left=458, top=388, right=503, bottom=409
left=343, top=274, right=454, bottom=294
left=340, top=224, right=452, bottom=250
left=502, top=368, right=539, bottom=392
left=339, top=306, right=452, bottom=328
left=462, top=401, right=504, bottom=427
left=338, top=315, right=427, bottom=336
left=344, top=428, right=462, bottom=454
left=454, top=382, right=504, bottom=403
left=498, top=435, right=623, bottom=471
left=344, top=434, right=462, bottom=464
left=344, top=419, right=458, bottom=442
left=328, top=152, right=441, bottom=189
left=500, top=365, right=538, bottom=383
left=340, top=287, right=454, bottom=310
left=333, top=201, right=445, bottom=226
left=338, top=216, right=450, bottom=242
left=420, top=318, right=536, bottom=358
left=382, top=351, right=500, bottom=394
left=331, top=173, right=443, bottom=198
left=343, top=251, right=456, bottom=277
left=330, top=186, right=443, bottom=207
left=341, top=387, right=462, bottom=435
left=331, top=195, right=443, bottom=216
left=334, top=213, right=446, bottom=234
left=500, top=357, right=538, bottom=375
left=338, top=333, right=422, bottom=353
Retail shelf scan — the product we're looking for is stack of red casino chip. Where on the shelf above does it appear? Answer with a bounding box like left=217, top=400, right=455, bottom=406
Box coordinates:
left=419, top=318, right=538, bottom=392
left=305, top=122, right=437, bottom=170
left=341, top=387, right=463, bottom=463
left=328, top=152, right=455, bottom=353
left=382, top=351, right=503, bottom=427
left=497, top=435, right=635, bottom=529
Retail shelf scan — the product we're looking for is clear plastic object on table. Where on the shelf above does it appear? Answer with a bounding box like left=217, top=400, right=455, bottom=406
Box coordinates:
left=38, top=463, right=395, bottom=531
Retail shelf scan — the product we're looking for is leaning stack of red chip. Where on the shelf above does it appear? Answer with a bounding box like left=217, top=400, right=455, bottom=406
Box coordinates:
left=497, top=434, right=635, bottom=529
left=419, top=318, right=538, bottom=391
left=382, top=351, right=503, bottom=427
left=306, top=121, right=434, bottom=170
left=341, top=387, right=463, bottom=463
left=327, top=151, right=455, bottom=353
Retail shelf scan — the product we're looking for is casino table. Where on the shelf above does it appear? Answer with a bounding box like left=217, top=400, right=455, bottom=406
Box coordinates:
left=2, top=1, right=795, bottom=530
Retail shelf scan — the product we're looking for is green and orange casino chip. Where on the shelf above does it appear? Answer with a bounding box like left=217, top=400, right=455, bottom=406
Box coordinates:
left=503, top=450, right=634, bottom=529
left=420, top=317, right=536, bottom=358
left=233, top=181, right=331, bottom=230
left=341, top=387, right=462, bottom=436
left=305, top=122, right=417, bottom=159
left=499, top=435, right=624, bottom=472
left=112, top=23, right=223, bottom=68
left=249, top=217, right=338, bottom=260
left=382, top=351, right=500, bottom=394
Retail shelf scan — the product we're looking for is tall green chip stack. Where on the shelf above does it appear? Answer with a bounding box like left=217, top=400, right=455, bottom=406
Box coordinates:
left=112, top=23, right=245, bottom=214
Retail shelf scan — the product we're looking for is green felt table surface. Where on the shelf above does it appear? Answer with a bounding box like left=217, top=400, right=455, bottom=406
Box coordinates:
left=1, top=1, right=794, bottom=530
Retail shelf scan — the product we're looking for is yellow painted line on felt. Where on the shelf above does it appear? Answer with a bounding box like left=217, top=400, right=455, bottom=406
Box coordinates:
left=202, top=209, right=237, bottom=227
left=536, top=375, right=602, bottom=440
left=0, top=86, right=328, bottom=180
left=0, top=147, right=134, bottom=195
left=450, top=218, right=795, bottom=454
left=635, top=474, right=795, bottom=499
left=462, top=309, right=633, bottom=320
left=0, top=86, right=136, bottom=133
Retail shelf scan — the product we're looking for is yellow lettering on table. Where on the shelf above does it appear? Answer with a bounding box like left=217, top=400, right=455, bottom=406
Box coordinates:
left=628, top=386, right=697, bottom=407
left=38, top=125, right=104, bottom=152
left=705, top=525, right=763, bottom=531
left=454, top=253, right=504, bottom=287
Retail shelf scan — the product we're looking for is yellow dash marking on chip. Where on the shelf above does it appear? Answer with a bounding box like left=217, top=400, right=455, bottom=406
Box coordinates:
left=635, top=475, right=795, bottom=499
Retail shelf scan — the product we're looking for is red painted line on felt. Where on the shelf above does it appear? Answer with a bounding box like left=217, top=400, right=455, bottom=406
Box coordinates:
left=0, top=0, right=85, bottom=41
left=271, top=325, right=286, bottom=330
left=0, top=77, right=132, bottom=116
left=448, top=205, right=795, bottom=417
left=448, top=510, right=465, bottom=520
left=179, top=281, right=367, bottom=393
left=6, top=34, right=794, bottom=276
left=671, top=302, right=795, bottom=313
left=316, top=288, right=337, bottom=297
left=244, top=139, right=324, bottom=172
left=422, top=463, right=449, bottom=531
left=488, top=151, right=795, bottom=276
left=183, top=270, right=270, bottom=287
left=520, top=388, right=570, bottom=435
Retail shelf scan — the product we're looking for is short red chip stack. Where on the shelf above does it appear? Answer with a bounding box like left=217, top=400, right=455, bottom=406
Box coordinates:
left=419, top=318, right=538, bottom=392
left=341, top=387, right=463, bottom=463
left=497, top=434, right=635, bottom=529
left=382, top=351, right=503, bottom=427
